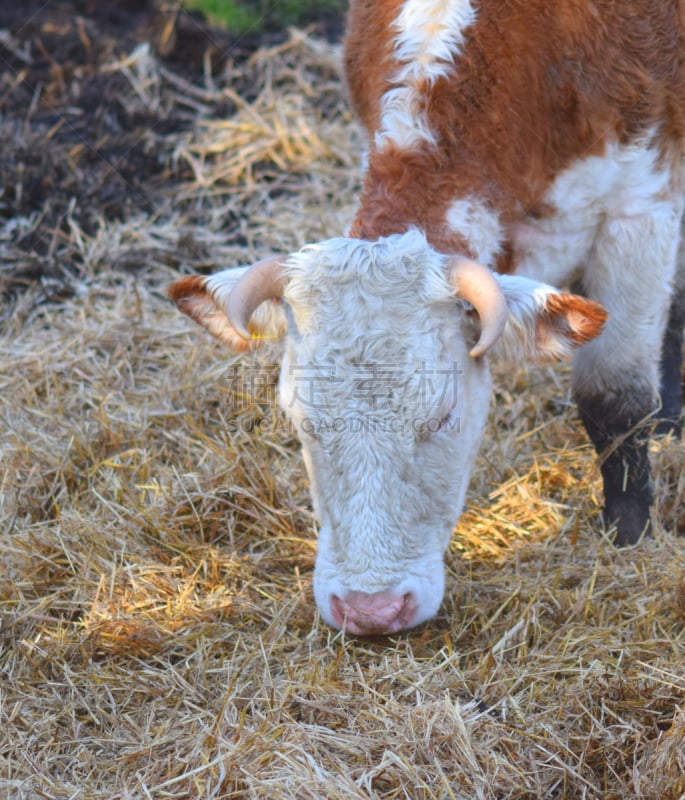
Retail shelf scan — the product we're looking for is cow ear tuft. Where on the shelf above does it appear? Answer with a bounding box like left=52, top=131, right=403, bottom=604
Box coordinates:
left=493, top=274, right=608, bottom=362
left=168, top=271, right=287, bottom=352
left=536, top=293, right=608, bottom=358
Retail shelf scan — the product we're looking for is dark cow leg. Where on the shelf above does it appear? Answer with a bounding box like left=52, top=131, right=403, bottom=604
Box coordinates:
left=655, top=266, right=685, bottom=437
left=575, top=389, right=655, bottom=546
left=570, top=213, right=681, bottom=547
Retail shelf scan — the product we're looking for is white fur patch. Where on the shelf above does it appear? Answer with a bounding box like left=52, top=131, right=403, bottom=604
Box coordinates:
left=511, top=135, right=683, bottom=395
left=512, top=137, right=676, bottom=288
left=393, top=0, right=476, bottom=82
left=572, top=205, right=682, bottom=396
left=375, top=86, right=439, bottom=150
left=446, top=196, right=503, bottom=266
left=376, top=0, right=476, bottom=150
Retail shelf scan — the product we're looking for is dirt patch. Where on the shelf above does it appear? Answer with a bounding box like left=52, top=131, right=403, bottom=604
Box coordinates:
left=0, top=0, right=345, bottom=302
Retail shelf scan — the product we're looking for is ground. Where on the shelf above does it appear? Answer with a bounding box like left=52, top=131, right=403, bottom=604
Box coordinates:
left=0, top=0, right=343, bottom=304
left=1, top=2, right=685, bottom=799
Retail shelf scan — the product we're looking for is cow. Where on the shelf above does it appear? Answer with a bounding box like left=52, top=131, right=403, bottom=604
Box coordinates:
left=169, top=0, right=685, bottom=636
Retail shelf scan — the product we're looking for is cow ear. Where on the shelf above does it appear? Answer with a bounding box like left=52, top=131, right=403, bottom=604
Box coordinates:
left=491, top=274, right=608, bottom=362
left=168, top=267, right=287, bottom=352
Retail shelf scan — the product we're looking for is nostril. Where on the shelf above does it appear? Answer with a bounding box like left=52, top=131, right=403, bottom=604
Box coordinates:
left=399, top=592, right=418, bottom=624
left=330, top=594, right=348, bottom=628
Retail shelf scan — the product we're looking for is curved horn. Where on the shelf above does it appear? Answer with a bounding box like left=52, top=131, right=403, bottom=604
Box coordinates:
left=226, top=255, right=287, bottom=341
left=447, top=258, right=509, bottom=357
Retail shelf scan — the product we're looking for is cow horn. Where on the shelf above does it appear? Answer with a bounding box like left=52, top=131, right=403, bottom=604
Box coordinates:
left=447, top=258, right=509, bottom=357
left=226, top=255, right=287, bottom=340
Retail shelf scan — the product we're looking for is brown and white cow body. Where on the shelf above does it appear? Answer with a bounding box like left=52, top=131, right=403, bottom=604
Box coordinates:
left=170, top=0, right=685, bottom=635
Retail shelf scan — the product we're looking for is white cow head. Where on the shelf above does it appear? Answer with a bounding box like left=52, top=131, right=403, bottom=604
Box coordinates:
left=169, top=230, right=606, bottom=635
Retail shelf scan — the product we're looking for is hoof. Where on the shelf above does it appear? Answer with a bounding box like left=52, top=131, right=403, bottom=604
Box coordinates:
left=602, top=500, right=652, bottom=547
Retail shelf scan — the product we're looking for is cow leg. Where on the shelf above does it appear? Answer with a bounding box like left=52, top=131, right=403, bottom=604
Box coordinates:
left=571, top=210, right=681, bottom=546
left=574, top=385, right=655, bottom=546
left=655, top=250, right=685, bottom=436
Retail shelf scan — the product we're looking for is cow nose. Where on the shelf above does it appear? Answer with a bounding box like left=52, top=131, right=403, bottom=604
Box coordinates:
left=330, top=590, right=418, bottom=635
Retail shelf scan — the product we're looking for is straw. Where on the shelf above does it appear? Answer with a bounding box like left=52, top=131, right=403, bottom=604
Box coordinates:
left=1, top=25, right=684, bottom=800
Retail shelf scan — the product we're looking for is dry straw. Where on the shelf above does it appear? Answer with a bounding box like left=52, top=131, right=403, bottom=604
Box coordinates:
left=1, top=29, right=684, bottom=800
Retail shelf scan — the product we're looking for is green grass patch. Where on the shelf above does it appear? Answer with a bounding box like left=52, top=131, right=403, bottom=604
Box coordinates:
left=182, top=0, right=346, bottom=36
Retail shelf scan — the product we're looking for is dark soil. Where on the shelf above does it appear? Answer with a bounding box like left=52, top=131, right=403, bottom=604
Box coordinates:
left=0, top=0, right=345, bottom=301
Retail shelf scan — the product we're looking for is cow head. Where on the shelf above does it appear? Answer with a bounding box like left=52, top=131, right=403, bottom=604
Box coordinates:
left=169, top=230, right=606, bottom=635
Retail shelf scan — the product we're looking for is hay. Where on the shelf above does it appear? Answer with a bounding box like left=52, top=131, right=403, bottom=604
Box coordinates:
left=1, top=25, right=685, bottom=800
left=173, top=32, right=350, bottom=190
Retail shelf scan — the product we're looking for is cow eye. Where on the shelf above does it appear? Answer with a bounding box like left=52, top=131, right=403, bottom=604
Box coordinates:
left=435, top=413, right=450, bottom=431
left=428, top=406, right=459, bottom=437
